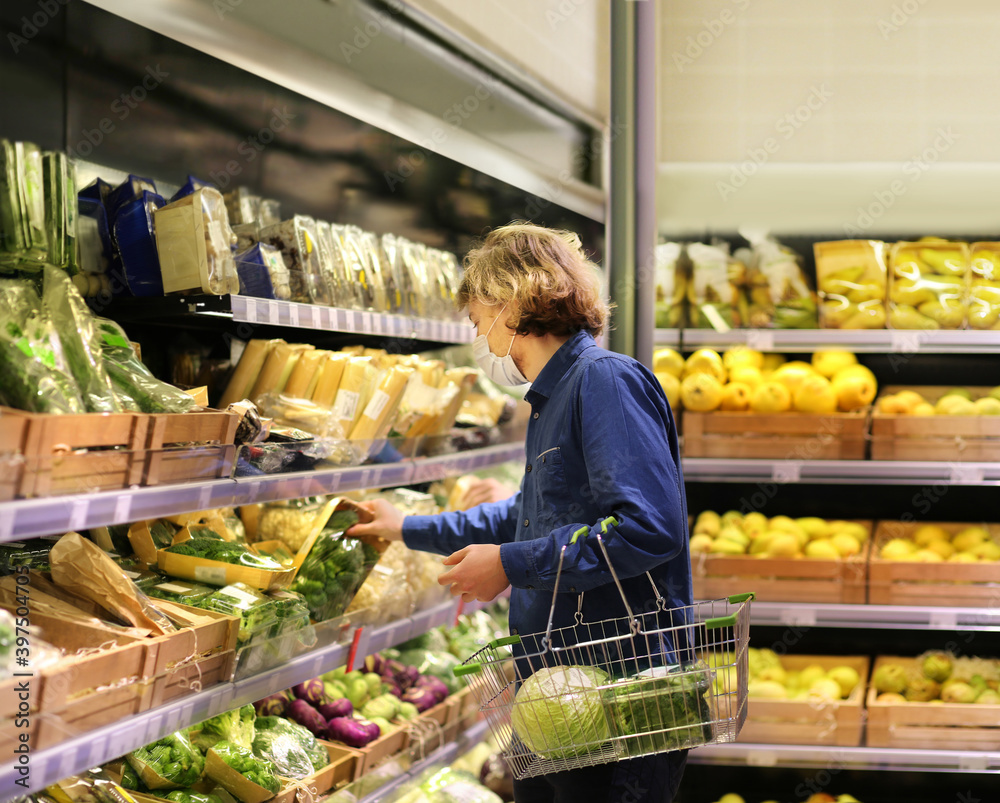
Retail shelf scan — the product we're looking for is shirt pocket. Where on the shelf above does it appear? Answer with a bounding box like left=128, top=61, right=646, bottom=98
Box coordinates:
left=532, top=446, right=571, bottom=534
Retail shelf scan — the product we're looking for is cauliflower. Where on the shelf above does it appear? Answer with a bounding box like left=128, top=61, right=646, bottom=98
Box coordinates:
left=258, top=502, right=328, bottom=551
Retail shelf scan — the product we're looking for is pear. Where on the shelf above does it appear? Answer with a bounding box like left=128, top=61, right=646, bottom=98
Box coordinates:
left=765, top=533, right=800, bottom=558
left=972, top=541, right=1000, bottom=561
left=913, top=523, right=950, bottom=545
left=652, top=347, right=684, bottom=377
left=968, top=303, right=1000, bottom=329
left=834, top=373, right=877, bottom=411
left=796, top=517, right=830, bottom=540
left=771, top=361, right=818, bottom=394
left=880, top=538, right=917, bottom=560
left=953, top=526, right=989, bottom=552
left=846, top=281, right=885, bottom=303
left=805, top=539, right=840, bottom=559
left=974, top=397, right=1000, bottom=416
left=925, top=539, right=954, bottom=560
left=694, top=510, right=721, bottom=536
left=722, top=346, right=764, bottom=371
left=719, top=381, right=752, bottom=412
left=748, top=680, right=788, bottom=699
left=919, top=247, right=967, bottom=276
left=820, top=299, right=855, bottom=328
left=750, top=381, right=791, bottom=413
left=683, top=348, right=726, bottom=383
left=710, top=538, right=746, bottom=555
left=799, top=665, right=827, bottom=689
left=808, top=678, right=843, bottom=702
left=728, top=365, right=763, bottom=389
left=793, top=375, right=838, bottom=414
left=918, top=298, right=965, bottom=329
left=831, top=533, right=861, bottom=558
left=827, top=665, right=860, bottom=697
left=889, top=304, right=939, bottom=330
left=842, top=301, right=887, bottom=329
left=821, top=265, right=866, bottom=289
left=680, top=372, right=724, bottom=412
left=689, top=534, right=714, bottom=554
left=717, top=526, right=750, bottom=549
left=890, top=278, right=936, bottom=306
left=811, top=349, right=857, bottom=378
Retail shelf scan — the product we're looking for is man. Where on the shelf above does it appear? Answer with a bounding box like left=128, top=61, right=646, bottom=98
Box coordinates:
left=348, top=223, right=692, bottom=802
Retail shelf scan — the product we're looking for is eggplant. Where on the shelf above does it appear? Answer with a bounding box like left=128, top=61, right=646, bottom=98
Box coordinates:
left=317, top=698, right=353, bottom=720
left=286, top=698, right=328, bottom=737
left=292, top=678, right=326, bottom=705
left=325, top=715, right=380, bottom=748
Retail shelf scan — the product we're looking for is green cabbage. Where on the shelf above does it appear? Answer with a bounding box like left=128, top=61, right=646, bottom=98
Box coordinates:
left=510, top=666, right=610, bottom=759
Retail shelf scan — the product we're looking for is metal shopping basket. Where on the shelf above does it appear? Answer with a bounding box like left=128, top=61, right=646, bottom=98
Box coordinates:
left=454, top=518, right=753, bottom=780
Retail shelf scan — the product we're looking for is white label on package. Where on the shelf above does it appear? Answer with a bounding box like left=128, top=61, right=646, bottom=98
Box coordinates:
left=332, top=389, right=360, bottom=421
left=362, top=389, right=390, bottom=421
left=155, top=582, right=194, bottom=594
left=289, top=304, right=300, bottom=328
left=193, top=565, right=228, bottom=585
left=114, top=494, right=132, bottom=523
left=373, top=565, right=394, bottom=576
left=123, top=570, right=141, bottom=580
left=219, top=586, right=260, bottom=605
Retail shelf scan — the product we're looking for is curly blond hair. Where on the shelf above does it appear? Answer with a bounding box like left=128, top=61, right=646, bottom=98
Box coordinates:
left=457, top=223, right=610, bottom=337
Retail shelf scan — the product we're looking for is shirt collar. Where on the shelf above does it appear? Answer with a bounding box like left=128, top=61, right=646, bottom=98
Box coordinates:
left=525, top=330, right=597, bottom=402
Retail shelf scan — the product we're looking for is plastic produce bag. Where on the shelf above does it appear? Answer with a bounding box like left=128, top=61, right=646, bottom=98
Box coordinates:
left=741, top=229, right=817, bottom=329
left=251, top=716, right=330, bottom=779
left=96, top=317, right=197, bottom=413
left=654, top=242, right=685, bottom=329
left=888, top=239, right=969, bottom=330
left=686, top=242, right=748, bottom=330
left=969, top=242, right=1000, bottom=330
left=346, top=541, right=415, bottom=623
left=126, top=731, right=205, bottom=789
left=814, top=240, right=888, bottom=329
left=260, top=216, right=330, bottom=305
left=290, top=526, right=382, bottom=622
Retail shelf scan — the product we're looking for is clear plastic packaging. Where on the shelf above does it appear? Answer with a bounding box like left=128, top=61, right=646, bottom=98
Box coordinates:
left=686, top=242, right=748, bottom=330
left=0, top=140, right=47, bottom=268
left=260, top=216, right=331, bottom=305
left=888, top=240, right=969, bottom=330
left=402, top=238, right=432, bottom=317
left=742, top=229, right=817, bottom=329
left=155, top=187, right=240, bottom=295
left=654, top=242, right=685, bottom=329
left=969, top=242, right=1000, bottom=330
left=223, top=187, right=262, bottom=227
left=289, top=527, right=382, bottom=622
left=337, top=224, right=381, bottom=310
left=42, top=151, right=71, bottom=270
left=258, top=497, right=335, bottom=552
left=814, top=240, right=889, bottom=329
left=380, top=233, right=413, bottom=314
left=235, top=242, right=292, bottom=301
left=170, top=175, right=213, bottom=204
left=314, top=220, right=345, bottom=306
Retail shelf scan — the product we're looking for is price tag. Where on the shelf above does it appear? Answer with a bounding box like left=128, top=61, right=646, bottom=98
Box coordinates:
left=0, top=512, right=13, bottom=542
left=288, top=304, right=300, bottom=328
left=890, top=330, right=922, bottom=354
left=358, top=469, right=372, bottom=489
left=199, top=484, right=213, bottom=510
left=929, top=610, right=958, bottom=629
left=68, top=499, right=89, bottom=531
left=361, top=312, right=373, bottom=334
left=949, top=465, right=984, bottom=484
left=327, top=472, right=342, bottom=492
left=310, top=306, right=322, bottom=329
left=243, top=298, right=257, bottom=322
left=772, top=462, right=801, bottom=483
left=114, top=494, right=132, bottom=523
left=959, top=754, right=989, bottom=771
left=746, top=749, right=779, bottom=767
left=779, top=608, right=816, bottom=627
left=745, top=330, right=774, bottom=351
left=335, top=308, right=347, bottom=330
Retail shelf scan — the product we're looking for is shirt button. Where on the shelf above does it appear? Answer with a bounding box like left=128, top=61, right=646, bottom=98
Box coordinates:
left=524, top=519, right=529, bottom=527
left=526, top=464, right=532, bottom=473
left=533, top=412, right=539, bottom=419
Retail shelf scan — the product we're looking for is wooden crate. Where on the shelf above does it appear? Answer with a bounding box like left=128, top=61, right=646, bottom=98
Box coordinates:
left=35, top=679, right=154, bottom=749
left=144, top=603, right=240, bottom=677
left=869, top=520, right=1000, bottom=607
left=682, top=410, right=868, bottom=460
left=450, top=687, right=481, bottom=732
left=866, top=655, right=1000, bottom=750
left=0, top=715, right=36, bottom=760
left=144, top=410, right=239, bottom=485
left=871, top=386, right=1000, bottom=461
left=0, top=408, right=29, bottom=500
left=740, top=654, right=869, bottom=747
left=692, top=522, right=872, bottom=604
left=40, top=638, right=148, bottom=712
left=270, top=743, right=359, bottom=803
left=340, top=722, right=408, bottom=777
left=149, top=650, right=236, bottom=708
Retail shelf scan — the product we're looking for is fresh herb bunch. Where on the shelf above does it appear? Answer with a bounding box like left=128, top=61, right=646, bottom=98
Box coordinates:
left=165, top=539, right=283, bottom=570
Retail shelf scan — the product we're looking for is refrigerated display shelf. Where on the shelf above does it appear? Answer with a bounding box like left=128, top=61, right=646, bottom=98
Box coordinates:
left=0, top=442, right=526, bottom=541
left=691, top=743, right=1000, bottom=774
left=0, top=595, right=496, bottom=801
left=661, top=328, right=1000, bottom=354
left=741, top=601, right=1000, bottom=632
left=681, top=458, right=1000, bottom=486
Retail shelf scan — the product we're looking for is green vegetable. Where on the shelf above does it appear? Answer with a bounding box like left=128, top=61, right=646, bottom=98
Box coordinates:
left=396, top=649, right=463, bottom=694
left=602, top=664, right=713, bottom=756
left=210, top=740, right=280, bottom=794
left=118, top=761, right=144, bottom=791
left=510, top=666, right=611, bottom=759
left=152, top=791, right=224, bottom=803
left=289, top=524, right=380, bottom=621
left=251, top=716, right=330, bottom=779
left=145, top=579, right=217, bottom=606
left=165, top=539, right=284, bottom=570
left=126, top=731, right=205, bottom=788
left=190, top=705, right=256, bottom=752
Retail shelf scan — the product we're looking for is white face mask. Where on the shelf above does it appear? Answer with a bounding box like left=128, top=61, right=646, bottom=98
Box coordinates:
left=472, top=305, right=529, bottom=387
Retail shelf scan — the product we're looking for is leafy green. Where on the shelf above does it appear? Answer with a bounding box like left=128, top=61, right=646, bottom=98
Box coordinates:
left=165, top=539, right=283, bottom=570
left=190, top=705, right=256, bottom=752
left=210, top=741, right=280, bottom=794
left=289, top=526, right=380, bottom=621
left=199, top=583, right=279, bottom=645
left=152, top=791, right=225, bottom=803
left=602, top=664, right=714, bottom=756
left=126, top=731, right=205, bottom=788
left=252, top=716, right=330, bottom=779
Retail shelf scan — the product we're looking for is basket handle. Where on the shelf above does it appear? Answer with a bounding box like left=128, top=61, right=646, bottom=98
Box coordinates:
left=727, top=592, right=755, bottom=604
left=454, top=663, right=481, bottom=677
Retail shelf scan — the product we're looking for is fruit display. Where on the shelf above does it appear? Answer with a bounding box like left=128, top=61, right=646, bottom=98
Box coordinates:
left=968, top=242, right=1000, bottom=329
left=690, top=510, right=869, bottom=560
left=888, top=239, right=969, bottom=330
left=814, top=240, right=889, bottom=329
left=656, top=346, right=876, bottom=414
left=708, top=795, right=862, bottom=803
left=871, top=651, right=999, bottom=704
left=874, top=521, right=1000, bottom=564
left=876, top=385, right=1000, bottom=417
left=746, top=648, right=862, bottom=702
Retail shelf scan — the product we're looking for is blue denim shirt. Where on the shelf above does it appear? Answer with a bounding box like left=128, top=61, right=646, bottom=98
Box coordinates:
left=403, top=331, right=692, bottom=664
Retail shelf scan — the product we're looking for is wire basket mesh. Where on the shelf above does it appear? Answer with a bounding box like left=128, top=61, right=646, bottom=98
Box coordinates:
left=455, top=526, right=753, bottom=780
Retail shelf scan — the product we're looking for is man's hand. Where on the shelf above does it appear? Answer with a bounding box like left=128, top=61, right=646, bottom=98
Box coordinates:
left=438, top=544, right=510, bottom=603
left=457, top=477, right=515, bottom=510
left=344, top=498, right=405, bottom=542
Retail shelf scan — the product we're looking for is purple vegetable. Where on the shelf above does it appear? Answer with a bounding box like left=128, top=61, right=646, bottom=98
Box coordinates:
left=287, top=698, right=328, bottom=737
left=398, top=666, right=420, bottom=690
left=480, top=753, right=515, bottom=800
left=382, top=681, right=402, bottom=698
left=414, top=675, right=449, bottom=703
left=401, top=686, right=437, bottom=713
left=253, top=693, right=288, bottom=717
left=325, top=715, right=380, bottom=748
left=292, top=678, right=326, bottom=705
left=364, top=654, right=385, bottom=674
left=317, top=698, right=354, bottom=720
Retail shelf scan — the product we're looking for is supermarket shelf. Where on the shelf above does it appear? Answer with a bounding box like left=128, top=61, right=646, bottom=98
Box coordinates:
left=0, top=442, right=526, bottom=542
left=230, top=295, right=474, bottom=343
left=691, top=742, right=1000, bottom=774
left=674, top=328, right=1000, bottom=354
left=681, top=457, right=1000, bottom=486
left=743, top=602, right=1000, bottom=632
left=0, top=596, right=497, bottom=801
left=654, top=328, right=682, bottom=347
